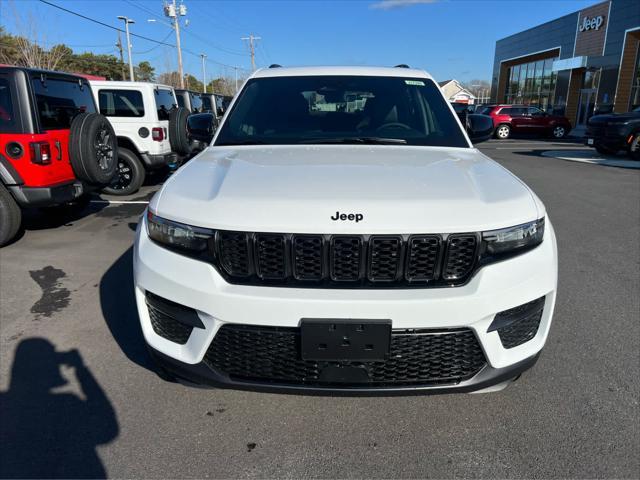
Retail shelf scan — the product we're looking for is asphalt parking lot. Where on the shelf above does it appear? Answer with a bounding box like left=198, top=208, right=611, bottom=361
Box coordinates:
left=1, top=138, right=638, bottom=478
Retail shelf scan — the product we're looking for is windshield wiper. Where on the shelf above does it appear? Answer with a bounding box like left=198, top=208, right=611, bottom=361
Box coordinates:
left=300, top=137, right=407, bottom=145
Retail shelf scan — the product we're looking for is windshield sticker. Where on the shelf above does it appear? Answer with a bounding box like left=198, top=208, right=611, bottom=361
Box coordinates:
left=405, top=80, right=425, bottom=86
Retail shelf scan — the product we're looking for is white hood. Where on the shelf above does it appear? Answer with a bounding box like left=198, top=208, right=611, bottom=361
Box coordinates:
left=152, top=145, right=541, bottom=234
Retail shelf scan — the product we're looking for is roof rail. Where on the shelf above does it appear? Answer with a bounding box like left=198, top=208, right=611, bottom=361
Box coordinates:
left=269, top=64, right=282, bottom=68
left=394, top=64, right=410, bottom=68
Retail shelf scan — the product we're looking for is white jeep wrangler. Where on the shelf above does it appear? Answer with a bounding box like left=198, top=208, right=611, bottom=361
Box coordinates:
left=90, top=81, right=192, bottom=195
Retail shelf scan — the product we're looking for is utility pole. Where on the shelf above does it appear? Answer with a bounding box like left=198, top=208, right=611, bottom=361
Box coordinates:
left=241, top=34, right=261, bottom=71
left=165, top=0, right=187, bottom=88
left=200, top=54, right=207, bottom=93
left=116, top=32, right=126, bottom=81
left=234, top=66, right=238, bottom=93
left=117, top=16, right=135, bottom=81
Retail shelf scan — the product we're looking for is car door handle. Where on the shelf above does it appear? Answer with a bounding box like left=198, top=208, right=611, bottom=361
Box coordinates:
left=55, top=140, right=62, bottom=160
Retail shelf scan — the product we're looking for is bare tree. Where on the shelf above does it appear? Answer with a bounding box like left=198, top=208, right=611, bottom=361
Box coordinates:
left=3, top=3, right=68, bottom=70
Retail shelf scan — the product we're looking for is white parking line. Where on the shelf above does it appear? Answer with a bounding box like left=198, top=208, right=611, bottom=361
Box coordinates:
left=89, top=200, right=150, bottom=204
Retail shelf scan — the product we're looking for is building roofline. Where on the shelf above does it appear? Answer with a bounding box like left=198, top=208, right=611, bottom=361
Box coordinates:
left=495, top=0, right=609, bottom=44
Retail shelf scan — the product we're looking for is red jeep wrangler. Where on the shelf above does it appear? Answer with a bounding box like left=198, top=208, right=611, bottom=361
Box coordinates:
left=0, top=66, right=117, bottom=246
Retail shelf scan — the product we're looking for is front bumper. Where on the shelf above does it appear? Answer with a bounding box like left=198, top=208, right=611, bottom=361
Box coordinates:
left=586, top=125, right=633, bottom=151
left=140, top=151, right=179, bottom=169
left=8, top=180, right=85, bottom=207
left=133, top=216, right=558, bottom=393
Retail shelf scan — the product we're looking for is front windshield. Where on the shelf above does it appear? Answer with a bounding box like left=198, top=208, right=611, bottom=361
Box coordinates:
left=214, top=75, right=468, bottom=147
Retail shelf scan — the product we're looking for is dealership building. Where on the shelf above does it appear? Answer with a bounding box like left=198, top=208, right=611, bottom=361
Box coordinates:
left=490, top=0, right=640, bottom=129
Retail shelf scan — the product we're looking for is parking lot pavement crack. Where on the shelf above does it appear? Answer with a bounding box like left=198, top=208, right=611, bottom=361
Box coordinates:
left=28, top=266, right=71, bottom=320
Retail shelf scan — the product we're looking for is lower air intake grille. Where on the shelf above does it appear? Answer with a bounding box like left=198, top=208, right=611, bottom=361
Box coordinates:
left=147, top=294, right=193, bottom=344
left=494, top=297, right=545, bottom=349
left=204, top=324, right=487, bottom=387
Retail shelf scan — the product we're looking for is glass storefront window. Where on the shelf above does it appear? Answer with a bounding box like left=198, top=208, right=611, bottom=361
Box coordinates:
left=629, top=46, right=640, bottom=110
left=503, top=57, right=558, bottom=110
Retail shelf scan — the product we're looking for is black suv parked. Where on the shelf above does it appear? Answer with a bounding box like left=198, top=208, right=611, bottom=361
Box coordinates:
left=175, top=89, right=204, bottom=113
left=586, top=106, right=640, bottom=159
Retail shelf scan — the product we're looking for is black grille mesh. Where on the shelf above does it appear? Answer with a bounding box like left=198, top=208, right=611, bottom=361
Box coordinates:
left=406, top=235, right=440, bottom=281
left=255, top=234, right=286, bottom=279
left=331, top=236, right=362, bottom=281
left=147, top=298, right=193, bottom=344
left=204, top=324, right=486, bottom=387
left=293, top=235, right=323, bottom=280
left=218, top=232, right=250, bottom=276
left=214, top=232, right=479, bottom=288
left=496, top=298, right=545, bottom=349
left=369, top=237, right=401, bottom=281
left=443, top=235, right=478, bottom=280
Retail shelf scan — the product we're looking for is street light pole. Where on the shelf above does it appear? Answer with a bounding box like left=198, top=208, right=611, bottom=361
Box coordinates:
left=117, top=16, right=135, bottom=81
left=200, top=54, right=207, bottom=93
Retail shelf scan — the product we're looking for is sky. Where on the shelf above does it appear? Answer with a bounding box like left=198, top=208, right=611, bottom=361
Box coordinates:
left=1, top=0, right=598, bottom=83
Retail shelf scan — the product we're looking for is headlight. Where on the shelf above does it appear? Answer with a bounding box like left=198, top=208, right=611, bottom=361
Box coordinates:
left=481, top=217, right=545, bottom=259
left=146, top=210, right=214, bottom=255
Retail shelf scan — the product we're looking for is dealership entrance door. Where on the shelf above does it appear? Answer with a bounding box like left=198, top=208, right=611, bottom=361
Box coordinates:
left=576, top=88, right=597, bottom=127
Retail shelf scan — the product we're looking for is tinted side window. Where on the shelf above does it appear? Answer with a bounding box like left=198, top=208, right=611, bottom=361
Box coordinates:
left=176, top=94, right=185, bottom=108
left=510, top=107, right=526, bottom=116
left=31, top=77, right=96, bottom=130
left=201, top=95, right=213, bottom=112
left=498, top=108, right=512, bottom=115
left=98, top=89, right=144, bottom=117
left=528, top=107, right=543, bottom=115
left=0, top=77, right=17, bottom=133
left=155, top=88, right=175, bottom=121
left=190, top=93, right=203, bottom=112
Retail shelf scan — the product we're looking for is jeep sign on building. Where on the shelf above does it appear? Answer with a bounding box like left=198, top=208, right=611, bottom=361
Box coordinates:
left=490, top=0, right=640, bottom=129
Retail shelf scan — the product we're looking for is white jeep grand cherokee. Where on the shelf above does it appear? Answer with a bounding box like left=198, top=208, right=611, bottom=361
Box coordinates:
left=134, top=66, right=557, bottom=394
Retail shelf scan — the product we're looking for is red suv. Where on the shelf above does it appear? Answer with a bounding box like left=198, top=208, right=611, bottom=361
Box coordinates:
left=0, top=66, right=117, bottom=246
left=479, top=105, right=572, bottom=140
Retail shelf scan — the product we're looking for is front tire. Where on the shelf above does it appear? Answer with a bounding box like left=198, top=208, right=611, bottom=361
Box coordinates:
left=102, top=148, right=145, bottom=196
left=551, top=125, right=567, bottom=139
left=0, top=184, right=22, bottom=247
left=494, top=124, right=511, bottom=140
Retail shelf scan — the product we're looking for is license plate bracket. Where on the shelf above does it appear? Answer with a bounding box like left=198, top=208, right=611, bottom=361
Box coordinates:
left=300, top=319, right=391, bottom=361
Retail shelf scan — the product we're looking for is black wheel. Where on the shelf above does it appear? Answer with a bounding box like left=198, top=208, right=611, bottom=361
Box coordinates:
left=494, top=124, right=510, bottom=139
left=0, top=184, right=22, bottom=247
left=69, top=113, right=118, bottom=185
left=628, top=133, right=640, bottom=160
left=102, top=148, right=145, bottom=196
left=551, top=125, right=567, bottom=139
left=169, top=107, right=193, bottom=156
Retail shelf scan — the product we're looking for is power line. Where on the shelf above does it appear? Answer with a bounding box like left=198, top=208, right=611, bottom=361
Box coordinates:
left=38, top=0, right=175, bottom=47
left=37, top=0, right=250, bottom=75
left=133, top=31, right=173, bottom=54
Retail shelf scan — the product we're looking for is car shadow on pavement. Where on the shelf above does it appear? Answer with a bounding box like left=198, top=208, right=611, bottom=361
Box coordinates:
left=0, top=338, right=118, bottom=479
left=99, top=246, right=153, bottom=370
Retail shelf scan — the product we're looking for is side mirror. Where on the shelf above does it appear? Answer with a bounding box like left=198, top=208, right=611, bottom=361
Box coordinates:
left=187, top=113, right=216, bottom=145
left=466, top=114, right=494, bottom=144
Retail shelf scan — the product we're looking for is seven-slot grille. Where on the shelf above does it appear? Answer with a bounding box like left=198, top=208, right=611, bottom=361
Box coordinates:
left=212, top=232, right=479, bottom=288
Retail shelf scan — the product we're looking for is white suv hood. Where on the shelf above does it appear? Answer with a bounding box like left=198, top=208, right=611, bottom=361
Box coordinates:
left=152, top=145, right=541, bottom=234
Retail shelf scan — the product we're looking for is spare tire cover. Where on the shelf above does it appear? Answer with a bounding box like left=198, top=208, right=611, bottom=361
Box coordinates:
left=169, top=107, right=193, bottom=156
left=69, top=113, right=118, bottom=185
